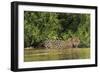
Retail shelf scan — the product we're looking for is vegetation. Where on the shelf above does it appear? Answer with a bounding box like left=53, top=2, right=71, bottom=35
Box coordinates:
left=24, top=11, right=90, bottom=48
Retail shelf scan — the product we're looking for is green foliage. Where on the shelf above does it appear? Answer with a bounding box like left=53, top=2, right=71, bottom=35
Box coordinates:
left=24, top=11, right=90, bottom=48
left=76, top=14, right=90, bottom=47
